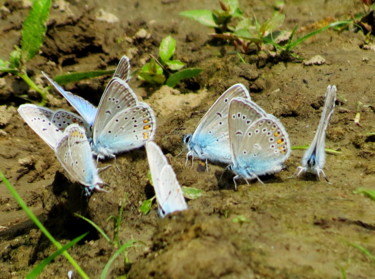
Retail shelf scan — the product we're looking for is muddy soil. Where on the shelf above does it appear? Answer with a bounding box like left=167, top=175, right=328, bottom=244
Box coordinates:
left=0, top=0, right=375, bottom=278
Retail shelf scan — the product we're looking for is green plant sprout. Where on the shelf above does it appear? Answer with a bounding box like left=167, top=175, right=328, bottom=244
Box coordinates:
left=180, top=0, right=352, bottom=59
left=353, top=188, right=375, bottom=201
left=0, top=171, right=89, bottom=278
left=137, top=35, right=202, bottom=87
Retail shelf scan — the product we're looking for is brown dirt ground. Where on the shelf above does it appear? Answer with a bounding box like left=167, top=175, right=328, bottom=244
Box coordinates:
left=0, top=0, right=375, bottom=278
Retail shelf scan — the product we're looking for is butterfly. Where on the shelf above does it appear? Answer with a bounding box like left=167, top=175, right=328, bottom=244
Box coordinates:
left=146, top=141, right=188, bottom=217
left=228, top=97, right=291, bottom=187
left=43, top=58, right=156, bottom=159
left=18, top=105, right=104, bottom=195
left=184, top=83, right=250, bottom=165
left=296, top=85, right=337, bottom=181
left=17, top=104, right=88, bottom=149
left=55, top=124, right=105, bottom=196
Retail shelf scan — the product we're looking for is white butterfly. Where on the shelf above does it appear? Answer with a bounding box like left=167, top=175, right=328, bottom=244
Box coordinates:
left=296, top=85, right=337, bottom=181
left=184, top=84, right=251, bottom=165
left=146, top=141, right=188, bottom=217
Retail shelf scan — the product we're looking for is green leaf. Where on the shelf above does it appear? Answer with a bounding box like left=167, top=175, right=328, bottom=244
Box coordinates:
left=165, top=60, right=185, bottom=71
left=166, top=68, right=202, bottom=88
left=353, top=188, right=375, bottom=201
left=348, top=242, right=375, bottom=262
left=137, top=60, right=165, bottom=85
left=159, top=36, right=176, bottom=63
left=26, top=232, right=89, bottom=279
left=292, top=145, right=341, bottom=155
left=139, top=196, right=155, bottom=215
left=180, top=10, right=218, bottom=28
left=21, top=0, right=52, bottom=61
left=259, top=12, right=285, bottom=36
left=9, top=48, right=22, bottom=69
left=182, top=186, right=204, bottom=200
left=53, top=70, right=114, bottom=85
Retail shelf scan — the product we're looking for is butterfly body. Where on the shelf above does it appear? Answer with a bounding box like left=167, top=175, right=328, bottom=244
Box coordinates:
left=185, top=83, right=250, bottom=165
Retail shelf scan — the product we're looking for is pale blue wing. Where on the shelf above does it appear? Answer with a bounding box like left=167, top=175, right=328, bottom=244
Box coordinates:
left=146, top=141, right=187, bottom=218
left=93, top=103, right=156, bottom=158
left=43, top=72, right=98, bottom=126
left=93, top=77, right=138, bottom=137
left=55, top=124, right=104, bottom=194
left=301, top=85, right=336, bottom=176
left=186, top=83, right=251, bottom=164
left=18, top=104, right=62, bottom=149
left=52, top=110, right=92, bottom=139
left=229, top=99, right=290, bottom=180
left=113, top=56, right=131, bottom=81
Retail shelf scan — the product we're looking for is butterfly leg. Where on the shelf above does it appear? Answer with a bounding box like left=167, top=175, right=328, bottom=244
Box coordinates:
left=317, top=168, right=330, bottom=183
left=293, top=166, right=306, bottom=178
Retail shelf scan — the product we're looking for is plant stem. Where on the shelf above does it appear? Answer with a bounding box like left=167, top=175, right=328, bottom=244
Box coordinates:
left=17, top=71, right=48, bottom=106
left=0, top=171, right=89, bottom=279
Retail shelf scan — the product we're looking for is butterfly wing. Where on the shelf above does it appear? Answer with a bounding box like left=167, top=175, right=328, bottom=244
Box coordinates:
left=146, top=141, right=187, bottom=217
left=42, top=72, right=98, bottom=126
left=18, top=104, right=62, bottom=149
left=55, top=124, right=104, bottom=193
left=301, top=85, right=336, bottom=174
left=113, top=56, right=131, bottom=81
left=229, top=99, right=291, bottom=180
left=93, top=77, right=138, bottom=137
left=93, top=103, right=156, bottom=157
left=52, top=110, right=92, bottom=139
left=187, top=83, right=251, bottom=164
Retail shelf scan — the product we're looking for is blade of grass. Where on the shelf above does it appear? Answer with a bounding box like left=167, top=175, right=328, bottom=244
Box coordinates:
left=286, top=20, right=352, bottom=50
left=349, top=242, right=375, bottom=261
left=75, top=213, right=111, bottom=243
left=100, top=240, right=137, bottom=279
left=353, top=188, right=375, bottom=201
left=166, top=68, right=202, bottom=87
left=26, top=232, right=89, bottom=279
left=53, top=70, right=115, bottom=85
left=0, top=171, right=89, bottom=279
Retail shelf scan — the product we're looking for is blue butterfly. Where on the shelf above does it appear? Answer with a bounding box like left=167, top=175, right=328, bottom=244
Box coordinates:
left=146, top=141, right=188, bottom=217
left=184, top=83, right=250, bottom=165
left=228, top=97, right=291, bottom=187
left=43, top=57, right=156, bottom=159
left=55, top=124, right=106, bottom=196
left=296, top=85, right=337, bottom=181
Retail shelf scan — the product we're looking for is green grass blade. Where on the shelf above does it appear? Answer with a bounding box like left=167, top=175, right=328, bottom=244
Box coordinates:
left=26, top=232, right=89, bottom=279
left=166, top=68, right=202, bottom=87
left=100, top=240, right=137, bottom=279
left=349, top=242, right=375, bottom=261
left=353, top=188, right=375, bottom=201
left=0, top=171, right=89, bottom=279
left=21, top=0, right=52, bottom=61
left=53, top=70, right=114, bottom=85
left=286, top=20, right=351, bottom=50
left=74, top=213, right=111, bottom=243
